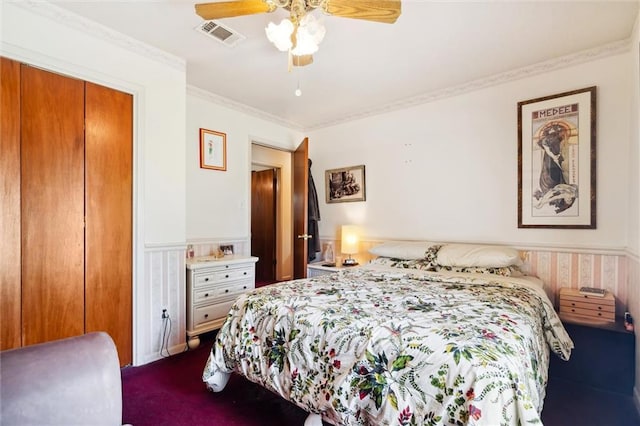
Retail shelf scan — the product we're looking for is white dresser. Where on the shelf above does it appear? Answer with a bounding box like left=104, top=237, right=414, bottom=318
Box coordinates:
left=186, top=255, right=258, bottom=349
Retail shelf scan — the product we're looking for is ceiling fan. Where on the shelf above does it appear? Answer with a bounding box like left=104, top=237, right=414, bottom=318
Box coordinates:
left=195, top=0, right=401, bottom=68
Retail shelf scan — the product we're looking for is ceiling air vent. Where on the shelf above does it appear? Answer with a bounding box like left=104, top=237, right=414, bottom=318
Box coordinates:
left=196, top=20, right=246, bottom=47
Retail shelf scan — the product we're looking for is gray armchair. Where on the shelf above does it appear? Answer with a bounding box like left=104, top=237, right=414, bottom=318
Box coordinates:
left=1, top=332, right=125, bottom=426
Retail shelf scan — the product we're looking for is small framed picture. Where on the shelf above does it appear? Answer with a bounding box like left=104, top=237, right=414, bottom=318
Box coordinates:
left=325, top=165, right=366, bottom=203
left=200, top=128, right=227, bottom=171
left=220, top=245, right=234, bottom=256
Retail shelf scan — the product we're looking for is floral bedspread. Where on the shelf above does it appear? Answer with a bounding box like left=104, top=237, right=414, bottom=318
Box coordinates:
left=203, top=265, right=573, bottom=426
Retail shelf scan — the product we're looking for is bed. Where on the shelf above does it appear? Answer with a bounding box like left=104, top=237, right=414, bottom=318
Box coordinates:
left=203, top=243, right=573, bottom=426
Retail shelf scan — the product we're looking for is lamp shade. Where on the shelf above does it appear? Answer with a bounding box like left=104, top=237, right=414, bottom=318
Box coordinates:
left=340, top=225, right=359, bottom=255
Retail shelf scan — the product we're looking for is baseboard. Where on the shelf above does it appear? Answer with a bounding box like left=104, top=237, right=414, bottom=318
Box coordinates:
left=138, top=342, right=189, bottom=366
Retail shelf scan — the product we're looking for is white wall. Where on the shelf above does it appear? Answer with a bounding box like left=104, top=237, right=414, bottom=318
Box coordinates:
left=186, top=88, right=304, bottom=242
left=308, top=53, right=632, bottom=251
left=2, top=2, right=187, bottom=365
left=629, top=12, right=640, bottom=258
left=628, top=9, right=640, bottom=409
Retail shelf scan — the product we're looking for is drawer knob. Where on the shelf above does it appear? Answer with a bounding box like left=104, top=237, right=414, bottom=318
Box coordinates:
left=243, top=286, right=247, bottom=289
left=204, top=293, right=209, bottom=297
left=571, top=302, right=576, bottom=306
left=571, top=308, right=576, bottom=312
left=597, top=306, right=602, bottom=310
left=204, top=314, right=209, bottom=319
left=205, top=278, right=209, bottom=282
left=225, top=289, right=229, bottom=293
left=598, top=312, right=602, bottom=316
left=225, top=274, right=229, bottom=278
left=225, top=265, right=229, bottom=268
left=243, top=272, right=247, bottom=275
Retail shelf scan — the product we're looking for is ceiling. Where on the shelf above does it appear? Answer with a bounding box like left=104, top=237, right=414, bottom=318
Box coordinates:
left=51, top=0, right=638, bottom=130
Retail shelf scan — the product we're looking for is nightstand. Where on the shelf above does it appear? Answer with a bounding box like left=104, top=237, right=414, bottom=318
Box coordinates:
left=307, top=262, right=356, bottom=277
left=549, top=315, right=635, bottom=395
left=186, top=255, right=258, bottom=349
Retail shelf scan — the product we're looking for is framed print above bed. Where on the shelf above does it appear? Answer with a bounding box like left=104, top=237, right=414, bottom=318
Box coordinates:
left=325, top=164, right=366, bottom=203
left=200, top=128, right=227, bottom=171
left=517, top=86, right=596, bottom=229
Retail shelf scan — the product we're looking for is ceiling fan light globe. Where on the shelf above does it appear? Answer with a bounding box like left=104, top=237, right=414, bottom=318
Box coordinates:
left=291, top=24, right=324, bottom=55
left=300, top=14, right=326, bottom=44
left=265, top=19, right=294, bottom=51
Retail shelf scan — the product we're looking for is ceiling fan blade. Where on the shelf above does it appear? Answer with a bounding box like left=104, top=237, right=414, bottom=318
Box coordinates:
left=195, top=0, right=275, bottom=20
left=292, top=54, right=313, bottom=67
left=323, top=0, right=401, bottom=24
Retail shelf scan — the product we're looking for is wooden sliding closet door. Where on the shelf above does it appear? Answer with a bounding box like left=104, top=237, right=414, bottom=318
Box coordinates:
left=1, top=57, right=22, bottom=350
left=21, top=65, right=85, bottom=345
left=85, top=82, right=133, bottom=366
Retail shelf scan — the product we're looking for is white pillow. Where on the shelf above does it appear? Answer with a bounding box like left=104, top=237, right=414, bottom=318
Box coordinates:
left=436, top=243, right=522, bottom=268
left=369, top=241, right=438, bottom=260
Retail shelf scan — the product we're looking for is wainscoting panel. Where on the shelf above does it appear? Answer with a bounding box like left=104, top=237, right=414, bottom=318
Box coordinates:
left=140, top=247, right=186, bottom=365
left=137, top=239, right=250, bottom=365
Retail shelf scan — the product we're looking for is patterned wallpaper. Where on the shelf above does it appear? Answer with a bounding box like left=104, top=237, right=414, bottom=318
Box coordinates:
left=324, top=239, right=631, bottom=316
left=525, top=251, right=628, bottom=314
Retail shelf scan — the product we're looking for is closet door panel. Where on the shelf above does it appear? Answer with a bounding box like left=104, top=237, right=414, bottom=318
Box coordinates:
left=1, top=57, right=22, bottom=350
left=21, top=66, right=85, bottom=345
left=85, top=82, right=133, bottom=366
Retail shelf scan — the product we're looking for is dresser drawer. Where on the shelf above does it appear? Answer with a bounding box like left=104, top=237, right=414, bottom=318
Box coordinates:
left=193, top=281, right=252, bottom=303
left=559, top=305, right=615, bottom=321
left=559, top=299, right=615, bottom=313
left=214, top=267, right=254, bottom=284
left=193, top=299, right=236, bottom=328
left=192, top=266, right=254, bottom=287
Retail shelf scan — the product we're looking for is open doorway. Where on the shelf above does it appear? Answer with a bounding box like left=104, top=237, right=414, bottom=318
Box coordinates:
left=251, top=144, right=293, bottom=285
left=251, top=167, right=277, bottom=286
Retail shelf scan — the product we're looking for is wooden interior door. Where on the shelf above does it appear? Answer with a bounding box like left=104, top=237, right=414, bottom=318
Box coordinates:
left=1, top=57, right=22, bottom=350
left=251, top=169, right=277, bottom=285
left=85, top=82, right=133, bottom=366
left=21, top=65, right=85, bottom=345
left=292, top=138, right=309, bottom=279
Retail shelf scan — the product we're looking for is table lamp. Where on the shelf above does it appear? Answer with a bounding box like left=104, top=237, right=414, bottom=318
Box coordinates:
left=341, top=225, right=359, bottom=266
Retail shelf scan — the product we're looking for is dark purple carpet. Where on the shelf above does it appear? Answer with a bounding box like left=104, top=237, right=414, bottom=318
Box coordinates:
left=121, top=334, right=309, bottom=426
left=122, top=333, right=640, bottom=426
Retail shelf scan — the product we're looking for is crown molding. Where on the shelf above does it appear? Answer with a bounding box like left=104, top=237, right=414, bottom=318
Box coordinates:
left=15, top=0, right=185, bottom=72
left=304, top=38, right=631, bottom=130
left=187, top=85, right=305, bottom=131
left=189, top=37, right=631, bottom=132
left=21, top=0, right=630, bottom=133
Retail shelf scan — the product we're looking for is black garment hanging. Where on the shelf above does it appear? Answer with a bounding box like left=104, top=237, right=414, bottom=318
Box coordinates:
left=308, top=159, right=321, bottom=262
